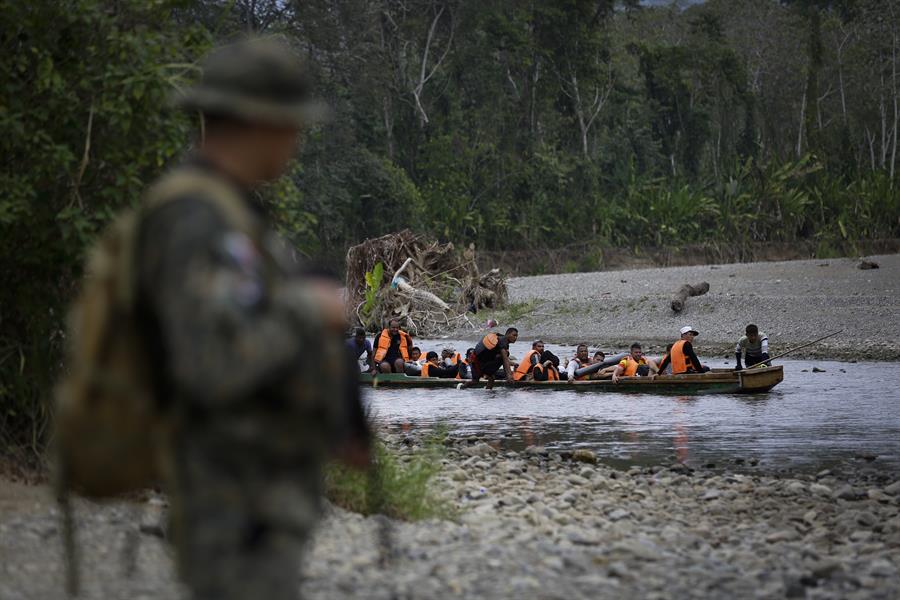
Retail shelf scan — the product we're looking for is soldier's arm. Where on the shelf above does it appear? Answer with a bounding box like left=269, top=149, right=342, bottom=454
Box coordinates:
left=138, top=197, right=316, bottom=406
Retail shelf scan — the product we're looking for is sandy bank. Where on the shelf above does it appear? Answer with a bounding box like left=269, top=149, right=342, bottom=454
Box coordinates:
left=459, top=253, right=900, bottom=361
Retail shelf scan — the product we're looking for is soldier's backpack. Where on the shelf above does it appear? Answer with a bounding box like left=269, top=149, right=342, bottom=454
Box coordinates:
left=54, top=170, right=258, bottom=499
left=53, top=170, right=260, bottom=595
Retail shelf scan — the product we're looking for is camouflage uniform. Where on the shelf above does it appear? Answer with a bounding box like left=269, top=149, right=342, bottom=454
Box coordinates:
left=134, top=39, right=349, bottom=600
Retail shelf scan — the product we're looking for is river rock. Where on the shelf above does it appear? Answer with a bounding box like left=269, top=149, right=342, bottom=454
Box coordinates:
left=462, top=443, right=497, bottom=457
left=765, top=529, right=799, bottom=543
left=833, top=485, right=858, bottom=500
left=810, top=559, right=843, bottom=579
left=884, top=480, right=900, bottom=495
left=810, top=483, right=832, bottom=496
left=567, top=475, right=589, bottom=487
left=608, top=509, right=631, bottom=522
left=786, top=481, right=805, bottom=494
left=450, top=469, right=469, bottom=481
left=611, top=539, right=663, bottom=561
left=702, top=489, right=722, bottom=501
left=572, top=449, right=597, bottom=464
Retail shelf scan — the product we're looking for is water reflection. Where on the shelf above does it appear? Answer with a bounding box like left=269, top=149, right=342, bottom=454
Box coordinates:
left=366, top=348, right=900, bottom=474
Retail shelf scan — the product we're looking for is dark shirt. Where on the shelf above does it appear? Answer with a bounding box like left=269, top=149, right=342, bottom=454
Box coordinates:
left=377, top=331, right=407, bottom=363
left=347, top=338, right=373, bottom=360
left=474, top=332, right=510, bottom=364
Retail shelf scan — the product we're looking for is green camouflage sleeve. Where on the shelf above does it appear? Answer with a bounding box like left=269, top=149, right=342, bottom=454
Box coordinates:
left=138, top=196, right=320, bottom=407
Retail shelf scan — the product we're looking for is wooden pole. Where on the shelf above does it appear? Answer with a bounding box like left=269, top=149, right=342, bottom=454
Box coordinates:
left=748, top=330, right=843, bottom=368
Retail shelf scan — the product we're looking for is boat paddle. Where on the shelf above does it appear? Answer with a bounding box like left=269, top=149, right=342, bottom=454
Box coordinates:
left=748, top=330, right=843, bottom=369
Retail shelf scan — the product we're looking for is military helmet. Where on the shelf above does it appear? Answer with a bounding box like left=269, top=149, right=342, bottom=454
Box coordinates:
left=174, top=36, right=328, bottom=127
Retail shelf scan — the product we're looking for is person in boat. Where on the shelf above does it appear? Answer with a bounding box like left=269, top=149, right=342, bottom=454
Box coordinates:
left=657, top=326, right=710, bottom=375
left=421, top=351, right=462, bottom=378
left=735, top=324, right=770, bottom=370
left=409, top=346, right=422, bottom=364
left=374, top=318, right=413, bottom=373
left=612, top=343, right=659, bottom=383
left=456, top=348, right=476, bottom=380
left=441, top=346, right=462, bottom=367
left=513, top=341, right=560, bottom=381
left=565, top=344, right=592, bottom=382
left=465, top=327, right=518, bottom=388
left=656, top=343, right=674, bottom=375
left=346, top=327, right=376, bottom=373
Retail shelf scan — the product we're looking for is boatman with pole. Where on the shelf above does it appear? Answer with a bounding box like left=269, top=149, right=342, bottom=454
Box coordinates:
left=734, top=324, right=770, bottom=370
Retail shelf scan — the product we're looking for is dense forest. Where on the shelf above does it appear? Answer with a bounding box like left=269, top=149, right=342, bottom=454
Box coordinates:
left=1, top=0, right=899, bottom=453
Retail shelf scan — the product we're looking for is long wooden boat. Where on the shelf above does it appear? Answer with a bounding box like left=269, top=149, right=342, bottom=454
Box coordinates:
left=359, top=365, right=783, bottom=395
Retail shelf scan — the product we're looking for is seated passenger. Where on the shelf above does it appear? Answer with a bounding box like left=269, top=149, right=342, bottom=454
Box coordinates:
left=657, top=326, right=710, bottom=375
left=588, top=350, right=619, bottom=380
left=456, top=348, right=476, bottom=380
left=513, top=341, right=560, bottom=381
left=420, top=351, right=461, bottom=378
left=565, top=344, right=592, bottom=382
left=347, top=327, right=375, bottom=373
left=612, top=343, right=659, bottom=383
left=658, top=343, right=674, bottom=375
left=441, top=346, right=462, bottom=367
left=410, top=346, right=422, bottom=364
left=374, top=318, right=413, bottom=373
left=735, top=324, right=770, bottom=370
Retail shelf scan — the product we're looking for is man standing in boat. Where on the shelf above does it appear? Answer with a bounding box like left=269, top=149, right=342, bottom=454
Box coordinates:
left=466, top=327, right=518, bottom=388
left=734, top=324, right=770, bottom=370
left=657, top=326, right=710, bottom=374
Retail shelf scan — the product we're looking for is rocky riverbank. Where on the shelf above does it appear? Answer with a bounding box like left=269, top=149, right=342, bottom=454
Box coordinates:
left=2, top=434, right=900, bottom=599
left=452, top=253, right=900, bottom=361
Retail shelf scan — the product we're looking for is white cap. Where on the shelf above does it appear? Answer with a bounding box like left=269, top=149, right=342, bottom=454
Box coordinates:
left=680, top=326, right=699, bottom=336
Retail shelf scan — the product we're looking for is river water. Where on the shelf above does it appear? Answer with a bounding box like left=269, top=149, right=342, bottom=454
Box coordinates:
left=364, top=340, right=900, bottom=474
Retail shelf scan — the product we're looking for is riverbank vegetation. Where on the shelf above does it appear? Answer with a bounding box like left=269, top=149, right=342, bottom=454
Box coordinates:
left=325, top=431, right=452, bottom=520
left=2, top=0, right=900, bottom=453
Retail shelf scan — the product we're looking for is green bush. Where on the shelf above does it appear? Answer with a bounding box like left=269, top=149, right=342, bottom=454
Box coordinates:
left=324, top=432, right=452, bottom=521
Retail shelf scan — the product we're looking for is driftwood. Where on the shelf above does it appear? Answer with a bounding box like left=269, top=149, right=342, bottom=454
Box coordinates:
left=670, top=282, right=710, bottom=313
left=346, top=230, right=508, bottom=335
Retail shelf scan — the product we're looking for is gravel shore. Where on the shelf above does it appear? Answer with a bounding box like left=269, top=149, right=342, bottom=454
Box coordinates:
left=460, top=253, right=900, bottom=361
left=3, top=434, right=899, bottom=599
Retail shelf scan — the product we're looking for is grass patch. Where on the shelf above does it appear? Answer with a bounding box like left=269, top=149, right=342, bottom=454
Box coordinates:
left=324, top=431, right=452, bottom=521
left=500, top=299, right=539, bottom=323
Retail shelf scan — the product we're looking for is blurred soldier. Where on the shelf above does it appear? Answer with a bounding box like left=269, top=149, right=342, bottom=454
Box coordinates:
left=135, top=37, right=360, bottom=600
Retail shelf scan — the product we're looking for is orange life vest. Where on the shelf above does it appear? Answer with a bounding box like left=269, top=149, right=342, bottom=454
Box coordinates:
left=534, top=363, right=560, bottom=381
left=374, top=329, right=411, bottom=363
left=670, top=340, right=689, bottom=374
left=513, top=350, right=540, bottom=381
left=619, top=356, right=647, bottom=377
left=455, top=358, right=468, bottom=380
left=481, top=332, right=499, bottom=350
left=572, top=358, right=591, bottom=381
left=421, top=361, right=438, bottom=378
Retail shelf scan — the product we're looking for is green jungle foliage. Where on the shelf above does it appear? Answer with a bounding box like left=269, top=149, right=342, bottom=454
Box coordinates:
left=1, top=0, right=899, bottom=454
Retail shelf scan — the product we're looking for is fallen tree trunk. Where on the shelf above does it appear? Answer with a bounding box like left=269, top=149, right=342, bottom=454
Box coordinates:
left=671, top=282, right=710, bottom=313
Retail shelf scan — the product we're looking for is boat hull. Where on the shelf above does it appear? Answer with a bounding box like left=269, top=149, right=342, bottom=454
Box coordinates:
left=359, top=365, right=783, bottom=394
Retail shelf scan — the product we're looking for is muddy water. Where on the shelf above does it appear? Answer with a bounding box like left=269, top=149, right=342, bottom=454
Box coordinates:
left=364, top=341, right=900, bottom=473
